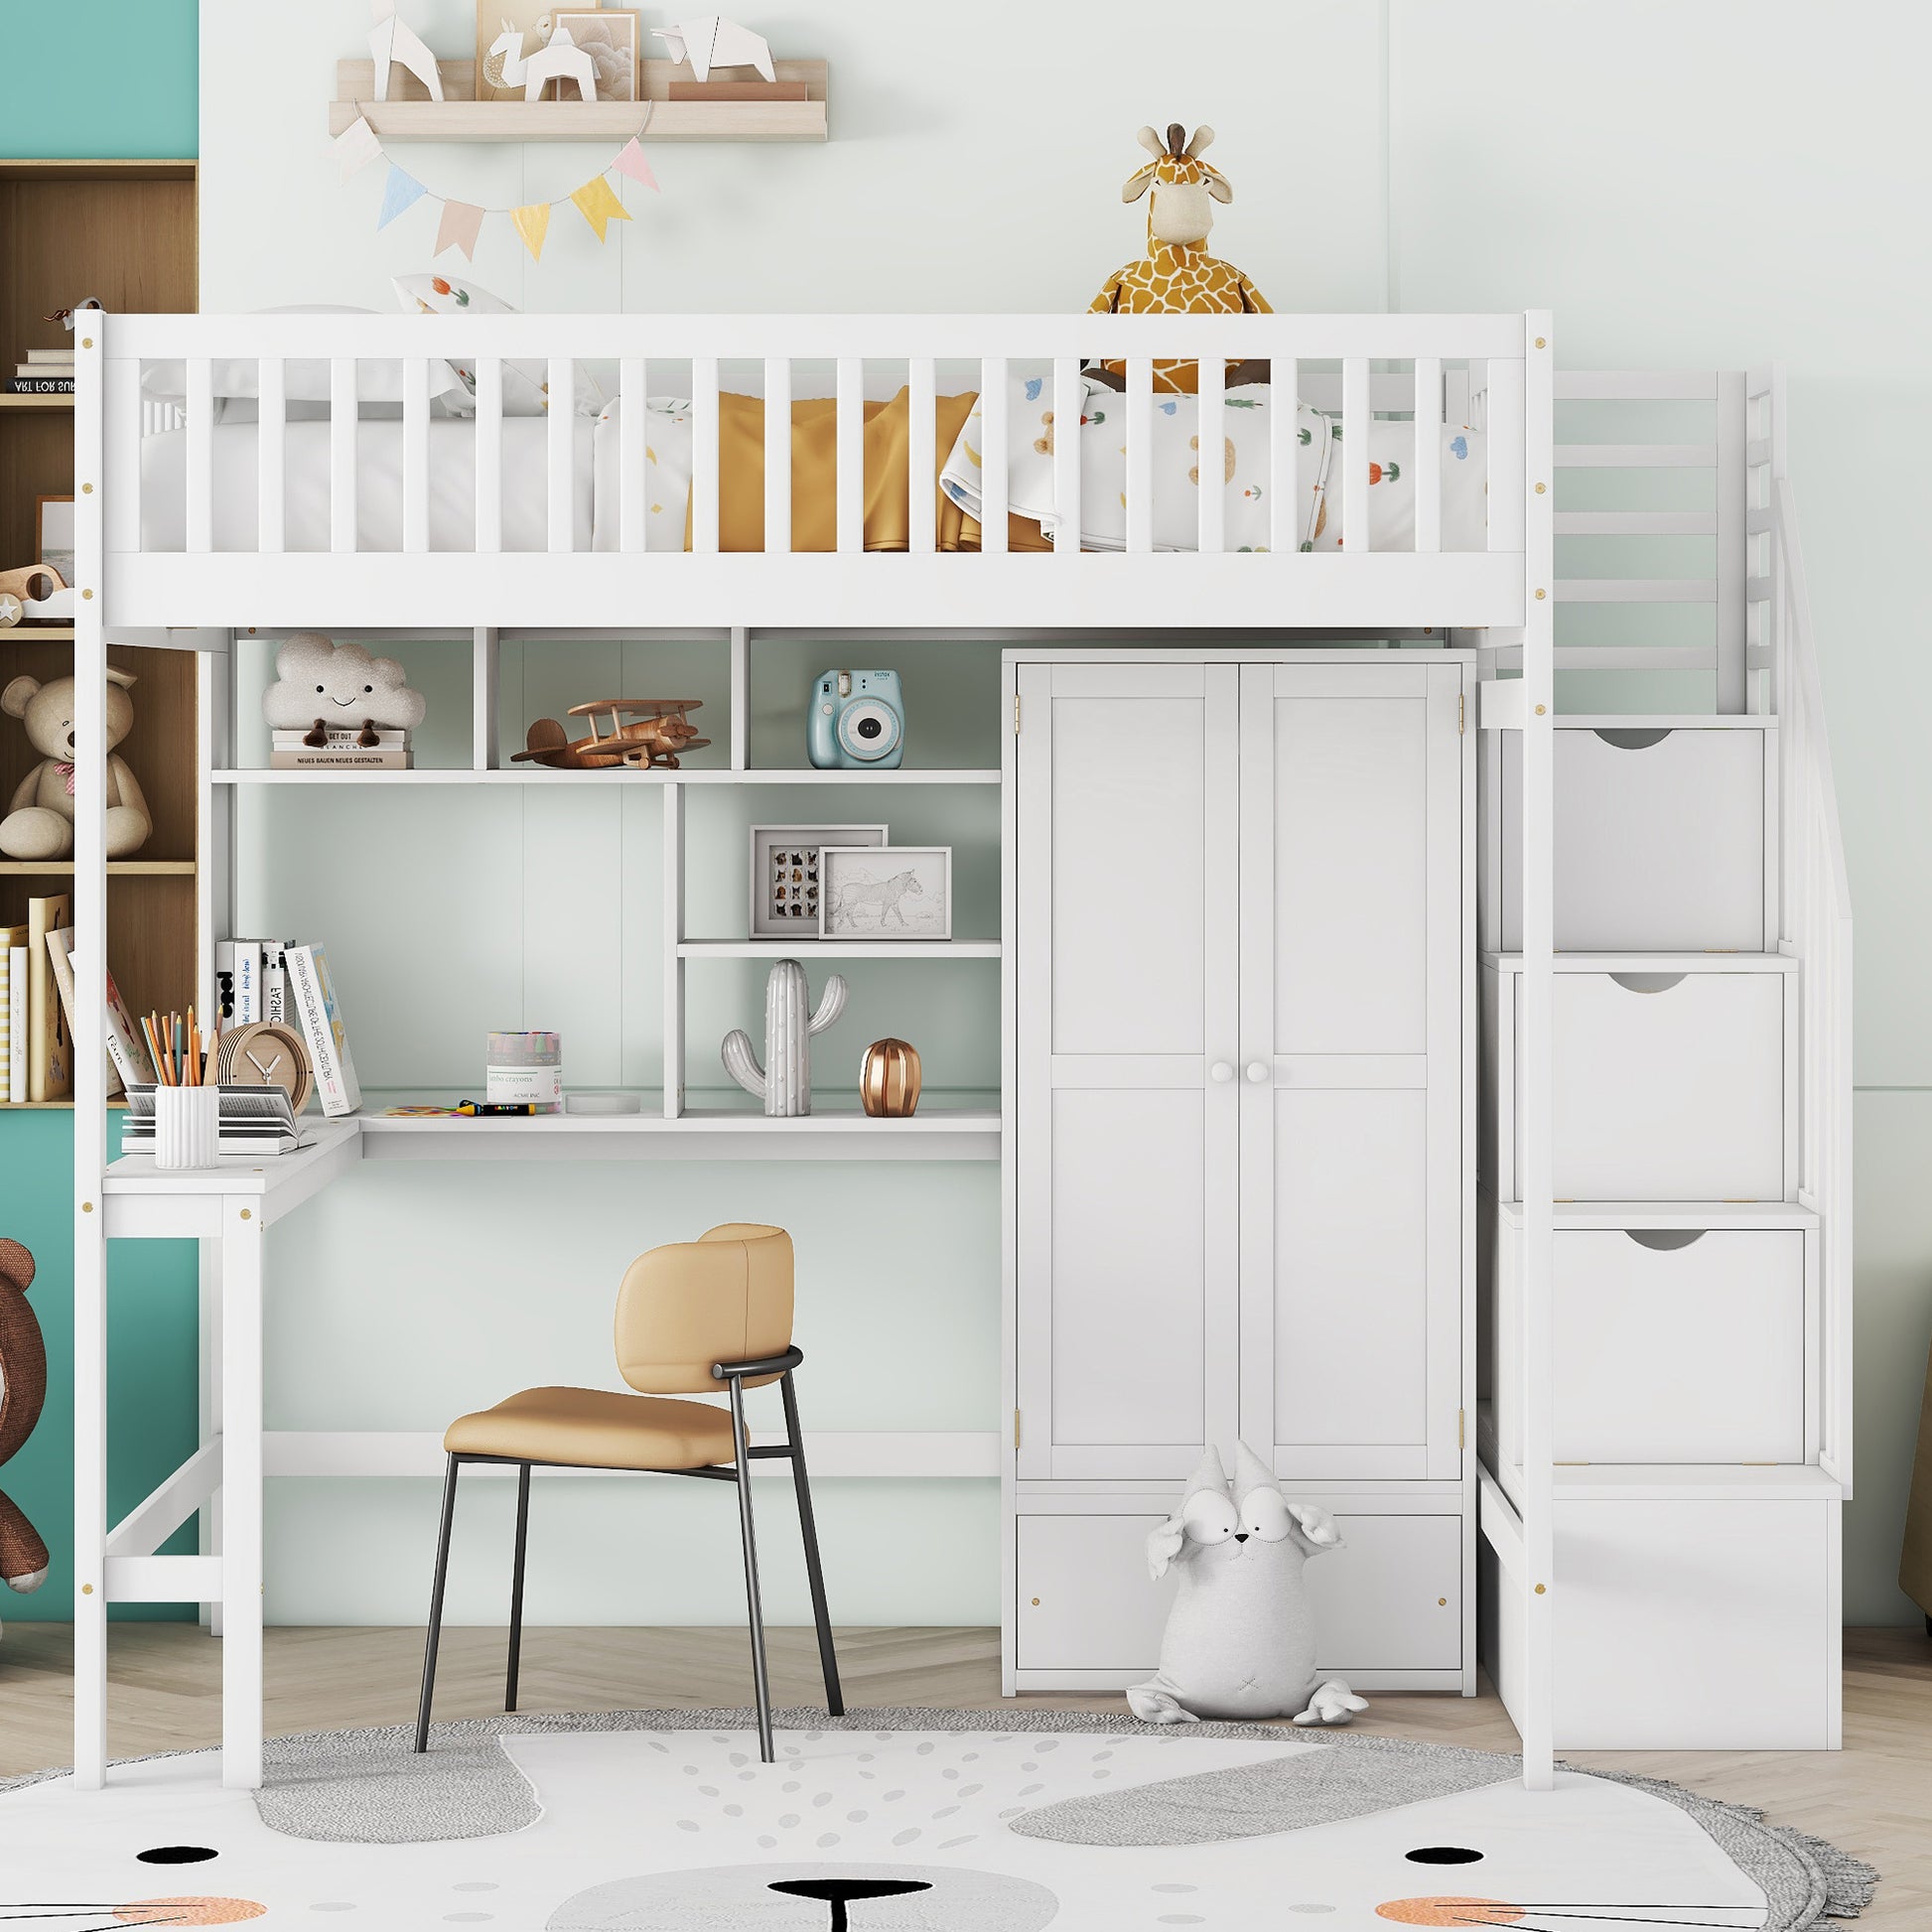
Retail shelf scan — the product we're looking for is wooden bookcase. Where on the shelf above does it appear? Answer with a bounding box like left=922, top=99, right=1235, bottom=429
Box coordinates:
left=0, top=159, right=199, bottom=1104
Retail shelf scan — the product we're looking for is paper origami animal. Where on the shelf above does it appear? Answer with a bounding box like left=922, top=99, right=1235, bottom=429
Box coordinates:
left=653, top=15, right=777, bottom=83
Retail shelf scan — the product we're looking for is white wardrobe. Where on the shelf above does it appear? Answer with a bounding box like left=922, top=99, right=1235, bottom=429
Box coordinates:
left=1002, top=650, right=1475, bottom=1694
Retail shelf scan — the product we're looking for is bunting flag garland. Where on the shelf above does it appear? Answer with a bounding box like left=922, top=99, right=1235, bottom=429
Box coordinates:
left=330, top=106, right=660, bottom=265
left=569, top=176, right=631, bottom=243
left=377, top=164, right=429, bottom=229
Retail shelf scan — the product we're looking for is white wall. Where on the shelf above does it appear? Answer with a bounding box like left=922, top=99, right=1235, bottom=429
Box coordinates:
left=204, top=0, right=1932, bottom=1627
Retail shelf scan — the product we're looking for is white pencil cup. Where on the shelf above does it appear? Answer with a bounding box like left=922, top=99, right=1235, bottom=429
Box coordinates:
left=153, top=1085, right=220, bottom=1170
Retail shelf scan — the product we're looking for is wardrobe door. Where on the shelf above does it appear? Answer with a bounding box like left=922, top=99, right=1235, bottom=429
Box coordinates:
left=1238, top=661, right=1464, bottom=1481
left=1014, top=660, right=1240, bottom=1480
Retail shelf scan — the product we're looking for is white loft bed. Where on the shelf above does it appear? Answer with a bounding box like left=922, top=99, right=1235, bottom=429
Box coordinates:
left=59, top=312, right=1852, bottom=1798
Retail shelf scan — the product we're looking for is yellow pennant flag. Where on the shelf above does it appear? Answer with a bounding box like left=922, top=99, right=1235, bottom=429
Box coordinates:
left=570, top=175, right=632, bottom=244
left=510, top=201, right=551, bottom=262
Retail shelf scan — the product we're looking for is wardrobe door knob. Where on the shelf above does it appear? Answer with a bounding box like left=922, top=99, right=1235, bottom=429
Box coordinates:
left=1209, top=1061, right=1235, bottom=1083
left=1246, top=1061, right=1271, bottom=1084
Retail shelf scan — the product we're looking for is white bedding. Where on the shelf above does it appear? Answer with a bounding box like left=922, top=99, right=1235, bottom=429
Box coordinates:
left=140, top=417, right=596, bottom=553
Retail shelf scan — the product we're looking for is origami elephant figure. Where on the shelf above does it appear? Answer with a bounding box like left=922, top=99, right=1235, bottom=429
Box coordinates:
left=1128, top=1441, right=1366, bottom=1726
left=0, top=1239, right=49, bottom=1602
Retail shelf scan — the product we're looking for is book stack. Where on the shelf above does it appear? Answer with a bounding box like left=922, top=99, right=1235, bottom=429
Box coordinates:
left=0, top=896, right=151, bottom=1104
left=7, top=348, right=75, bottom=395
left=270, top=727, right=412, bottom=770
left=216, top=937, right=362, bottom=1119
left=119, top=1085, right=307, bottom=1158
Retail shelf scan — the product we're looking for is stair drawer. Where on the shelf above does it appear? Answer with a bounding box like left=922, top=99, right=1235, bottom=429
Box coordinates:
left=1484, top=961, right=1794, bottom=1201
left=1486, top=722, right=1773, bottom=953
left=1485, top=1491, right=1839, bottom=1749
left=1493, top=1211, right=1814, bottom=1463
left=1012, top=1501, right=1464, bottom=1688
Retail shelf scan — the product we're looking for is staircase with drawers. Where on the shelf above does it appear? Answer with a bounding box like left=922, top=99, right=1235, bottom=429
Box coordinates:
left=1474, top=367, right=1853, bottom=1752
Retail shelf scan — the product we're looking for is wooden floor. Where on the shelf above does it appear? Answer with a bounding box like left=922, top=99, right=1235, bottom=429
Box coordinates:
left=1, top=1623, right=1925, bottom=1924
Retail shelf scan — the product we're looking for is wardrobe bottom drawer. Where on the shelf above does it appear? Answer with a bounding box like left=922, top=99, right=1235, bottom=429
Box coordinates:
left=1013, top=1506, right=1464, bottom=1682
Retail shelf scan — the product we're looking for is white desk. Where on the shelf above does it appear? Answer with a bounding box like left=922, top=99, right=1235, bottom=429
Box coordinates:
left=85, top=1101, right=1001, bottom=1789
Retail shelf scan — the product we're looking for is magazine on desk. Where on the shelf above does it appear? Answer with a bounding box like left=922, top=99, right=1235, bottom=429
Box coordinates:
left=120, top=1084, right=311, bottom=1157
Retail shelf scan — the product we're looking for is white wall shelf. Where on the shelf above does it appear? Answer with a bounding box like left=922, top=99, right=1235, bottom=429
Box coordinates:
left=211, top=767, right=1000, bottom=786
left=679, top=939, right=999, bottom=960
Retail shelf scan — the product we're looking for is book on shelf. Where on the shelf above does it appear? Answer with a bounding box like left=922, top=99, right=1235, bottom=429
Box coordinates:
left=0, top=927, right=23, bottom=1105
left=13, top=362, right=73, bottom=379
left=261, top=938, right=286, bottom=1026
left=284, top=942, right=362, bottom=1118
left=5, top=377, right=74, bottom=395
left=25, top=349, right=75, bottom=365
left=268, top=748, right=413, bottom=769
left=231, top=939, right=263, bottom=1023
left=213, top=939, right=237, bottom=1024
left=25, top=896, right=69, bottom=1103
left=44, top=926, right=154, bottom=1096
left=270, top=729, right=410, bottom=749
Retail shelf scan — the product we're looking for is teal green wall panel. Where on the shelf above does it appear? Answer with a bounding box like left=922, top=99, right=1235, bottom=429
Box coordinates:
left=0, top=1, right=198, bottom=158
left=0, top=1113, right=201, bottom=1622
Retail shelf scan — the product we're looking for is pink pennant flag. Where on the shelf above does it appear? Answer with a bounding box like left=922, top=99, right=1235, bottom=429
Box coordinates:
left=434, top=200, right=486, bottom=261
left=611, top=138, right=659, bottom=192
left=334, top=113, right=382, bottom=181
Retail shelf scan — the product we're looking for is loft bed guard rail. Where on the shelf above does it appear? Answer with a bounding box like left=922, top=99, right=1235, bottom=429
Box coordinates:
left=78, top=311, right=1537, bottom=630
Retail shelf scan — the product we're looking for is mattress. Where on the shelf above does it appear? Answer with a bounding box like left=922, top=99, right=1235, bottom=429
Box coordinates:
left=139, top=416, right=596, bottom=553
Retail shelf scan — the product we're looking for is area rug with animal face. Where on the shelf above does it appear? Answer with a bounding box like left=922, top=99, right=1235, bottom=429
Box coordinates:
left=0, top=1708, right=1876, bottom=1930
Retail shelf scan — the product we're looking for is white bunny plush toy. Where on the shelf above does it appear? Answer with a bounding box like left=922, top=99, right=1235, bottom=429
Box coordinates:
left=1127, top=1441, right=1368, bottom=1728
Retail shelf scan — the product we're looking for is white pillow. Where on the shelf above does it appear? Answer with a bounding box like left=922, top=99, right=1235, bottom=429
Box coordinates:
left=393, top=273, right=605, bottom=418
left=140, top=304, right=470, bottom=412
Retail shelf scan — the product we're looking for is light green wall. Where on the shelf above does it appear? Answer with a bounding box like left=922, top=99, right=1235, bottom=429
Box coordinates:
left=0, top=0, right=197, bottom=157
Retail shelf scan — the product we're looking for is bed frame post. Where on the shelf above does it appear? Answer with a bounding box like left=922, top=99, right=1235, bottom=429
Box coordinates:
left=71, top=317, right=111, bottom=1789
left=1518, top=312, right=1558, bottom=1792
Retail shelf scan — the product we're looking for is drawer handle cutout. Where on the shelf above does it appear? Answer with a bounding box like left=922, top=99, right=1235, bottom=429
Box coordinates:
left=1608, top=971, right=1688, bottom=995
left=1625, top=1228, right=1706, bottom=1251
left=1593, top=728, right=1673, bottom=751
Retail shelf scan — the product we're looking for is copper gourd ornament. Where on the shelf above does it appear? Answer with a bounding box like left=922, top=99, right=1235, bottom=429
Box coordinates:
left=860, top=1038, right=922, bottom=1117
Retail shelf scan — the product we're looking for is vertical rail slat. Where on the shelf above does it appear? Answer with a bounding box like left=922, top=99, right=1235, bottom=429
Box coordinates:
left=1486, top=357, right=1527, bottom=553
left=1125, top=356, right=1153, bottom=555
left=474, top=357, right=502, bottom=554
left=662, top=779, right=685, bottom=1119
left=104, top=356, right=141, bottom=555
left=1196, top=354, right=1225, bottom=555
left=907, top=354, right=936, bottom=554
left=1715, top=368, right=1746, bottom=713
left=692, top=356, right=721, bottom=554
left=1339, top=356, right=1370, bottom=552
left=1269, top=354, right=1297, bottom=553
left=1414, top=354, right=1443, bottom=554
left=185, top=357, right=213, bottom=554
left=256, top=357, right=285, bottom=554
left=619, top=356, right=645, bottom=553
left=547, top=356, right=573, bottom=554
left=402, top=355, right=430, bottom=555
left=330, top=357, right=357, bottom=553
left=979, top=356, right=1009, bottom=554
left=835, top=355, right=863, bottom=555
left=1051, top=357, right=1081, bottom=556
left=763, top=355, right=791, bottom=554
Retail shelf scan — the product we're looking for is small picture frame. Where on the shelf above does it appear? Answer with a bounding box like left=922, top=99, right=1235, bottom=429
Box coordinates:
left=819, top=847, right=952, bottom=941
left=551, top=7, right=640, bottom=101
left=750, top=824, right=886, bottom=939
left=36, top=495, right=74, bottom=585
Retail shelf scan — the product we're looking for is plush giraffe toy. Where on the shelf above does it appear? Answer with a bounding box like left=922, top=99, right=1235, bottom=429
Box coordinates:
left=1089, top=122, right=1272, bottom=395
left=0, top=1239, right=49, bottom=1611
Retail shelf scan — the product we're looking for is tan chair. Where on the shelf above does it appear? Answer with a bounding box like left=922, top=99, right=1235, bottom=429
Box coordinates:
left=412, top=1223, right=840, bottom=1763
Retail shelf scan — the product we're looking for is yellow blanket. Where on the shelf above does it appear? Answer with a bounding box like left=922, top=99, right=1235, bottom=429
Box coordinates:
left=696, top=388, right=1051, bottom=553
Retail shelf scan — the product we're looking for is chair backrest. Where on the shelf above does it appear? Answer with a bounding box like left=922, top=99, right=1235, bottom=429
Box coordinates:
left=613, top=1223, right=794, bottom=1394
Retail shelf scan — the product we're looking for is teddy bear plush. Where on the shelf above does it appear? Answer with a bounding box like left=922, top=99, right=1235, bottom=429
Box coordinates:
left=0, top=1238, right=50, bottom=1603
left=0, top=667, right=151, bottom=861
left=260, top=632, right=427, bottom=739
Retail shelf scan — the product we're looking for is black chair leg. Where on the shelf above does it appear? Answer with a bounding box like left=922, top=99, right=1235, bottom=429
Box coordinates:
left=728, top=1375, right=775, bottom=1763
left=414, top=1453, right=461, bottom=1753
left=505, top=1461, right=532, bottom=1713
left=781, top=1370, right=843, bottom=1717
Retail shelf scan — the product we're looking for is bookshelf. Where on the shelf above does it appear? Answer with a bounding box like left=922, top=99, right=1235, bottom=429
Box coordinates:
left=0, top=159, right=199, bottom=1106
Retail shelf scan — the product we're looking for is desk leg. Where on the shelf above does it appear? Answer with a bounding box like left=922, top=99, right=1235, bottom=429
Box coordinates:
left=220, top=1203, right=264, bottom=1791
left=72, top=1201, right=107, bottom=1790
left=200, top=1237, right=223, bottom=1637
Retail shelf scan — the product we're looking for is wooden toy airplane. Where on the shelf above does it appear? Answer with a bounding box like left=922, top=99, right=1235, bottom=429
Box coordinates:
left=511, top=698, right=712, bottom=771
left=0, top=565, right=72, bottom=628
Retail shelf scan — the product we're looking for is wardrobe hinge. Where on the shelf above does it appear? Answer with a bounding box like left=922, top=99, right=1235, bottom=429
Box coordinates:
left=1457, top=1408, right=1465, bottom=1450
left=1457, top=693, right=1465, bottom=735
left=1014, top=1408, right=1023, bottom=1449
left=1014, top=694, right=1022, bottom=735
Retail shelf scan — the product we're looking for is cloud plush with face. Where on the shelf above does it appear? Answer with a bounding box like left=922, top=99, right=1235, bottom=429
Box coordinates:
left=261, top=633, right=426, bottom=731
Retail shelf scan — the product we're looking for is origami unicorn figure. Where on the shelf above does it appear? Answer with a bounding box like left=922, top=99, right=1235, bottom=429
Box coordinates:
left=1089, top=123, right=1272, bottom=395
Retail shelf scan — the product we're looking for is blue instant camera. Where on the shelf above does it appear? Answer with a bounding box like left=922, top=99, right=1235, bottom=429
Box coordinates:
left=808, top=668, right=905, bottom=769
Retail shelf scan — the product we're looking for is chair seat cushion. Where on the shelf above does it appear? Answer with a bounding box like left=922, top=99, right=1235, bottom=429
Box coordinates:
left=444, top=1386, right=737, bottom=1470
